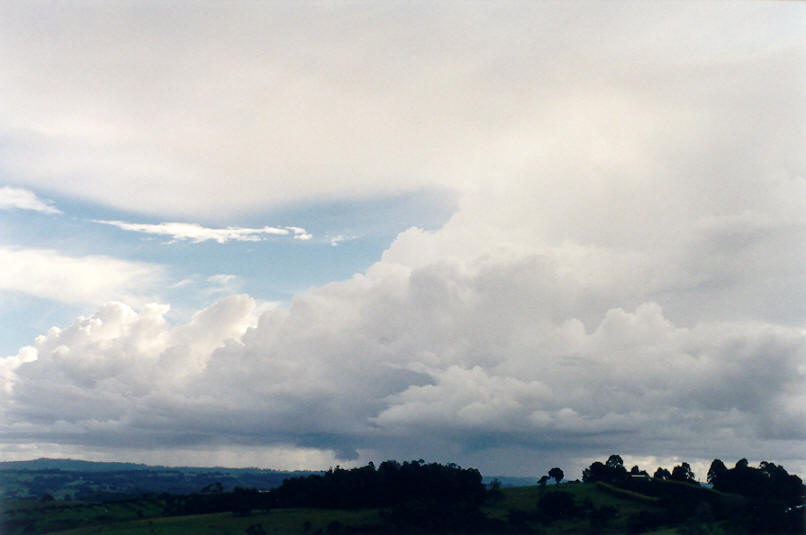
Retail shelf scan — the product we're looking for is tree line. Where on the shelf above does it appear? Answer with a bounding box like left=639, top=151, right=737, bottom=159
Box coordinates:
left=121, top=455, right=804, bottom=534
left=533, top=454, right=805, bottom=533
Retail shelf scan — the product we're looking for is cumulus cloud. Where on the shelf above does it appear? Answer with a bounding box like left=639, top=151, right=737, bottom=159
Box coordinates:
left=93, top=220, right=310, bottom=244
left=0, top=186, right=61, bottom=214
left=0, top=247, right=163, bottom=306
left=2, top=239, right=804, bottom=474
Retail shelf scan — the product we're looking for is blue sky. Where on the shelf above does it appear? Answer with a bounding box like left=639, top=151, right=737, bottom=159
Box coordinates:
left=0, top=2, right=804, bottom=478
left=0, top=187, right=456, bottom=356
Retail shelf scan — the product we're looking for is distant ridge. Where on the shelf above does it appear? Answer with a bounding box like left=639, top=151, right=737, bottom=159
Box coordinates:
left=1, top=459, right=536, bottom=486
left=0, top=458, right=151, bottom=472
left=0, top=457, right=309, bottom=474
left=0, top=458, right=324, bottom=500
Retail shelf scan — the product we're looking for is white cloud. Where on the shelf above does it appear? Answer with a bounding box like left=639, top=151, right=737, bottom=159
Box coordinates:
left=0, top=247, right=163, bottom=306
left=0, top=186, right=61, bottom=214
left=329, top=234, right=356, bottom=247
left=287, top=227, right=313, bottom=241
left=1, top=3, right=801, bottom=218
left=93, top=220, right=310, bottom=244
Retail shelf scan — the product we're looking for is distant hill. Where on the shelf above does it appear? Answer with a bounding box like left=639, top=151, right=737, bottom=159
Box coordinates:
left=0, top=458, right=539, bottom=501
left=0, top=458, right=322, bottom=500
left=0, top=458, right=152, bottom=472
left=0, top=457, right=309, bottom=474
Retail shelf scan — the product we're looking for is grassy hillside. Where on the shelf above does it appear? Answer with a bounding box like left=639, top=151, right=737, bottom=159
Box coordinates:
left=482, top=482, right=726, bottom=534
left=1, top=482, right=751, bottom=535
left=5, top=503, right=384, bottom=535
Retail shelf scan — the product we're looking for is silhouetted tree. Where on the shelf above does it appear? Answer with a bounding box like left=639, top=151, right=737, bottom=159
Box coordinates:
left=538, top=474, right=549, bottom=488
left=653, top=467, right=671, bottom=480
left=268, top=459, right=488, bottom=509
left=630, top=465, right=649, bottom=477
left=548, top=467, right=564, bottom=484
left=671, top=462, right=695, bottom=483
left=582, top=462, right=606, bottom=483
left=583, top=455, right=628, bottom=484
left=707, top=459, right=727, bottom=484
left=711, top=459, right=804, bottom=502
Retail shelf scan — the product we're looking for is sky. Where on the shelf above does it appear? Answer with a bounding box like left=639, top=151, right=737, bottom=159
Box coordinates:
left=0, top=2, right=805, bottom=479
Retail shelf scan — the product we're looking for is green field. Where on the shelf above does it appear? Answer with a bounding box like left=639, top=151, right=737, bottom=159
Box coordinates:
left=47, top=508, right=384, bottom=535
left=1, top=498, right=166, bottom=534
left=481, top=483, right=701, bottom=534
left=1, top=499, right=385, bottom=535
left=0, top=482, right=748, bottom=535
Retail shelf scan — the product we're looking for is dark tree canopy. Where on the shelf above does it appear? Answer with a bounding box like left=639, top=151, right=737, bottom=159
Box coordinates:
left=630, top=465, right=649, bottom=477
left=711, top=459, right=804, bottom=501
left=268, top=460, right=488, bottom=509
left=582, top=462, right=606, bottom=483
left=707, top=459, right=728, bottom=484
left=548, top=467, right=564, bottom=484
left=653, top=467, right=671, bottom=480
left=670, top=462, right=695, bottom=483
left=583, top=456, right=628, bottom=484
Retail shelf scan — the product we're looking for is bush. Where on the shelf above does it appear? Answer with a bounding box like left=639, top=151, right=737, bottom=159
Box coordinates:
left=626, top=510, right=664, bottom=533
left=538, top=491, right=577, bottom=521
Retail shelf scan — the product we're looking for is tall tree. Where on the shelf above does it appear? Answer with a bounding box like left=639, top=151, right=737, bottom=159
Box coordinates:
left=548, top=467, right=564, bottom=484
left=707, top=459, right=727, bottom=484
left=671, top=462, right=695, bottom=482
left=653, top=467, right=671, bottom=480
